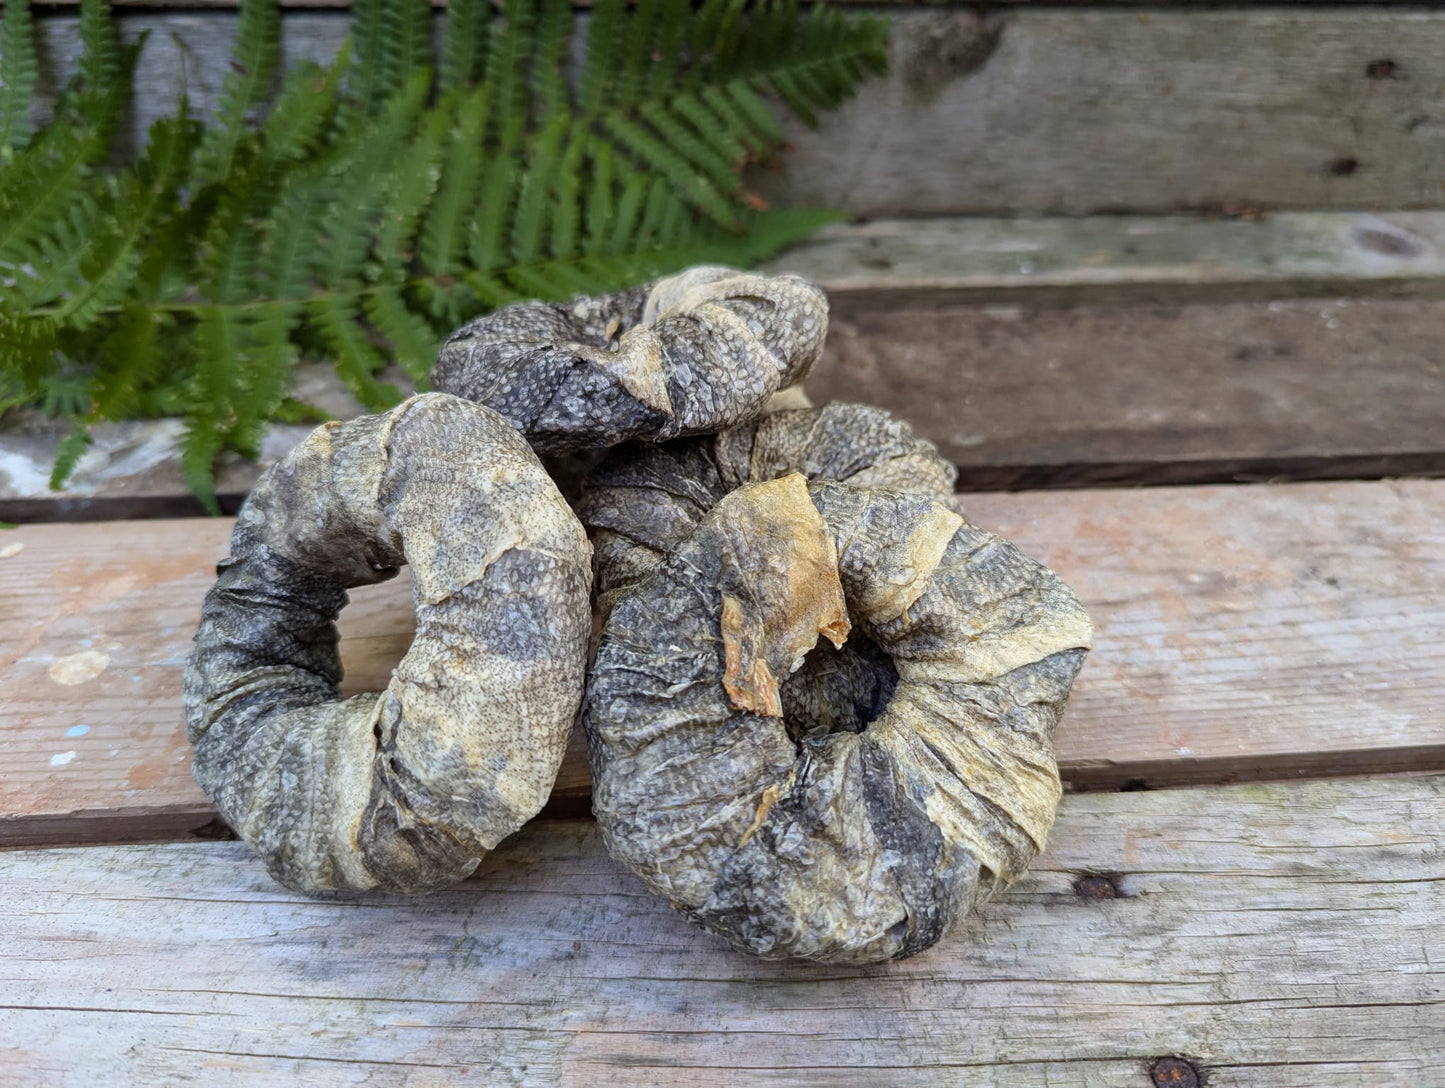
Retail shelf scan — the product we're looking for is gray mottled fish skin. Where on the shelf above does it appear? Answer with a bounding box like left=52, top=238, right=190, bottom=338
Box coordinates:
left=184, top=393, right=593, bottom=895
left=578, top=400, right=956, bottom=616
left=585, top=477, right=1091, bottom=964
left=430, top=267, right=829, bottom=453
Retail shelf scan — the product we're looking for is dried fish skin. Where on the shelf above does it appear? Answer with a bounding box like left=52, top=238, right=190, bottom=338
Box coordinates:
left=184, top=393, right=593, bottom=895
left=430, top=267, right=828, bottom=453
left=579, top=400, right=957, bottom=615
left=586, top=475, right=1091, bottom=963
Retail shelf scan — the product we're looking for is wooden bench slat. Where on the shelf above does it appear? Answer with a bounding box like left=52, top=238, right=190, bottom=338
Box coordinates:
left=29, top=10, right=1445, bottom=214
left=2, top=776, right=1441, bottom=1085
left=2, top=478, right=1441, bottom=847
left=8, top=285, right=1445, bottom=519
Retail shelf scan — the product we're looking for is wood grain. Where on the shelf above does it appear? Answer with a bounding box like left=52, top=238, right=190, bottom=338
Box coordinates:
left=2, top=479, right=1442, bottom=846
left=7, top=285, right=1445, bottom=519
left=2, top=775, right=1441, bottom=1086
left=776, top=213, right=1445, bottom=306
left=808, top=294, right=1445, bottom=490
left=28, top=9, right=1445, bottom=214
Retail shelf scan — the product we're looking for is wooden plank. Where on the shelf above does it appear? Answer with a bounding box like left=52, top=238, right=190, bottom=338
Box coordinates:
left=7, top=286, right=1444, bottom=518
left=776, top=213, right=1445, bottom=306
left=808, top=293, right=1445, bottom=490
left=2, top=478, right=1442, bottom=846
left=26, top=9, right=1445, bottom=213
left=2, top=775, right=1441, bottom=1086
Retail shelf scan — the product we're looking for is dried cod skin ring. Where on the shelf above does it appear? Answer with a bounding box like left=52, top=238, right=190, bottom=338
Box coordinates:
left=184, top=393, right=593, bottom=895
left=585, top=474, right=1092, bottom=963
left=578, top=400, right=957, bottom=616
left=430, top=266, right=829, bottom=453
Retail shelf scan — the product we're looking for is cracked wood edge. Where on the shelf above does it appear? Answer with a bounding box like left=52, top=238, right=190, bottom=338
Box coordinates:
left=1, top=774, right=1441, bottom=1086
left=2, top=478, right=1442, bottom=846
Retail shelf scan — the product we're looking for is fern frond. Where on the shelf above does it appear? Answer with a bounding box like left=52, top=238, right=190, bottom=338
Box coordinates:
left=314, top=70, right=429, bottom=289
left=579, top=0, right=625, bottom=116
left=374, top=103, right=448, bottom=271
left=511, top=109, right=569, bottom=265
left=0, top=0, right=37, bottom=153
left=346, top=0, right=386, bottom=115
left=262, top=52, right=347, bottom=164
left=307, top=295, right=399, bottom=410
left=639, top=99, right=739, bottom=193
left=379, top=0, right=433, bottom=101
left=487, top=0, right=538, bottom=147
left=614, top=0, right=662, bottom=107
left=197, top=0, right=280, bottom=182
left=466, top=152, right=520, bottom=272
left=89, top=303, right=165, bottom=419
left=583, top=137, right=616, bottom=257
left=420, top=86, right=491, bottom=274
left=364, top=285, right=438, bottom=381
left=441, top=0, right=492, bottom=90
left=531, top=0, right=572, bottom=119
left=603, top=114, right=737, bottom=228
left=227, top=301, right=297, bottom=458
left=56, top=112, right=200, bottom=328
left=49, top=422, right=94, bottom=491
left=548, top=120, right=588, bottom=259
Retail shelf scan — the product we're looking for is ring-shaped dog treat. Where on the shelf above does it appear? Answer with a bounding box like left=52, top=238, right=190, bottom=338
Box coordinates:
left=585, top=474, right=1091, bottom=963
left=184, top=393, right=592, bottom=894
left=430, top=266, right=828, bottom=453
left=579, top=400, right=958, bottom=616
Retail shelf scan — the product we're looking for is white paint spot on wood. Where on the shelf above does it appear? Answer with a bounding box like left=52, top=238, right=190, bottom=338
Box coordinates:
left=0, top=541, right=23, bottom=559
left=48, top=651, right=110, bottom=686
left=49, top=751, right=76, bottom=767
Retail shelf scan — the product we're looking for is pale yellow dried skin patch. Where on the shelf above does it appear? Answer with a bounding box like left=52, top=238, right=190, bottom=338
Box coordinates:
left=582, top=327, right=673, bottom=417
left=48, top=650, right=110, bottom=686
left=716, top=475, right=850, bottom=717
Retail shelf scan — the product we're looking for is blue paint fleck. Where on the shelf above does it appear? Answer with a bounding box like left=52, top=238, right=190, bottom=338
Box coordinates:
left=65, top=724, right=90, bottom=737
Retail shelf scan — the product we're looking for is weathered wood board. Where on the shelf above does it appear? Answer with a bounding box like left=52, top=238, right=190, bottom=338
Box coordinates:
left=6, top=273, right=1445, bottom=517
left=781, top=214, right=1445, bottom=306
left=3, top=479, right=1441, bottom=846
left=26, top=9, right=1445, bottom=214
left=3, top=775, right=1441, bottom=1086
left=811, top=293, right=1445, bottom=489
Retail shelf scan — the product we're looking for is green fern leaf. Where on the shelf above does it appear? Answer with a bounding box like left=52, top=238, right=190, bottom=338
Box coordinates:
left=578, top=0, right=625, bottom=116
left=380, top=0, right=433, bottom=101
left=197, top=0, right=280, bottom=182
left=639, top=99, right=739, bottom=194
left=364, top=285, right=439, bottom=381
left=0, top=0, right=37, bottom=153
left=441, top=0, right=492, bottom=90
left=583, top=137, right=616, bottom=257
left=488, top=0, right=538, bottom=147
left=56, top=113, right=200, bottom=328
left=48, top=422, right=94, bottom=491
left=602, top=115, right=737, bottom=228
left=466, top=153, right=520, bottom=272
left=420, top=86, right=491, bottom=273
left=531, top=0, right=571, bottom=118
left=307, top=295, right=400, bottom=410
left=511, top=109, right=569, bottom=264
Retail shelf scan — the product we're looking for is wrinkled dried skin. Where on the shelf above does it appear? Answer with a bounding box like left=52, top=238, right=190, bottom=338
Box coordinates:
left=586, top=475, right=1091, bottom=963
left=184, top=394, right=592, bottom=895
left=430, top=266, right=828, bottom=453
left=579, top=400, right=957, bottom=615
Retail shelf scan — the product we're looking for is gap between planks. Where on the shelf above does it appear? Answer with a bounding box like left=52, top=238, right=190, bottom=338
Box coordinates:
left=1, top=478, right=1442, bottom=847
left=2, top=775, right=1441, bottom=1087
